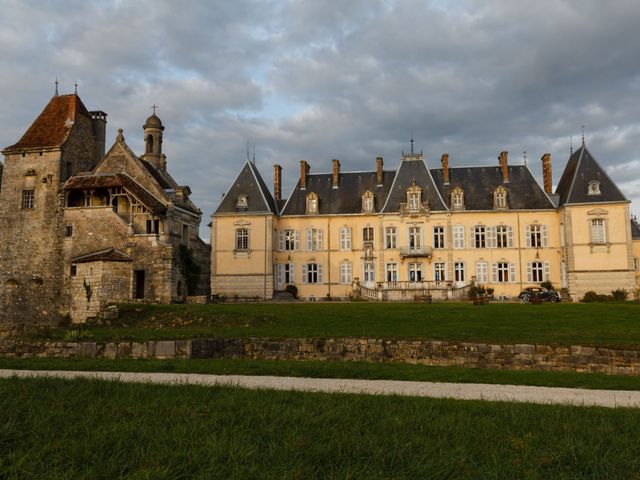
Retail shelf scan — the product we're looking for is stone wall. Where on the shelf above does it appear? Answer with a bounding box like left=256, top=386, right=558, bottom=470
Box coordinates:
left=2, top=337, right=640, bottom=375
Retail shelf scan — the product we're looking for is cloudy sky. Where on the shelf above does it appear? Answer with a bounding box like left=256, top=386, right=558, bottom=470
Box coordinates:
left=1, top=0, right=640, bottom=237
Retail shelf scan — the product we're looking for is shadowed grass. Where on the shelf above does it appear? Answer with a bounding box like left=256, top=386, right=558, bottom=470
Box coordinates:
left=2, top=377, right=640, bottom=479
left=37, top=301, right=640, bottom=348
left=2, top=357, right=640, bottom=391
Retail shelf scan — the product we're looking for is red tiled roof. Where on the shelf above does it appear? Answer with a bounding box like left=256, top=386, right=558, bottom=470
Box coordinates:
left=4, top=94, right=90, bottom=152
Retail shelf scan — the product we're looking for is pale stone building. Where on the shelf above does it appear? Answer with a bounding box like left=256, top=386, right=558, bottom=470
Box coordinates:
left=0, top=92, right=210, bottom=329
left=212, top=141, right=640, bottom=301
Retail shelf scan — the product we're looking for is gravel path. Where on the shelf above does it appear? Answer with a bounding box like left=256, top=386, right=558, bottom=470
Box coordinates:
left=2, top=369, right=640, bottom=408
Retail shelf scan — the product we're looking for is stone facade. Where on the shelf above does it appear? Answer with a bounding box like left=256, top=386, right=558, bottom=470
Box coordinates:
left=3, top=337, right=640, bottom=375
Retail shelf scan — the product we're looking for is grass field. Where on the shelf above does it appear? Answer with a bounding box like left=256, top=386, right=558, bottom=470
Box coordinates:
left=38, top=301, right=640, bottom=348
left=2, top=376, right=640, bottom=479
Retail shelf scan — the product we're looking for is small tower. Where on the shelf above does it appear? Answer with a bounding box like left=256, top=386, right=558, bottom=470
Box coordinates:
left=142, top=106, right=165, bottom=171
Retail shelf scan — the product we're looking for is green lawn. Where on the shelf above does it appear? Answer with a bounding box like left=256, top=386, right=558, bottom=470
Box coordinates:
left=2, top=356, right=640, bottom=391
left=39, top=301, right=640, bottom=348
left=2, top=377, right=640, bottom=479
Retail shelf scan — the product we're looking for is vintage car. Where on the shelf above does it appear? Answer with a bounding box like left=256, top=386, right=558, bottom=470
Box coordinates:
left=518, top=286, right=561, bottom=303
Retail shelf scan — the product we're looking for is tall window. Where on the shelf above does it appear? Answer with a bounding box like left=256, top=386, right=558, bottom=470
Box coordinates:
left=363, top=226, right=374, bottom=244
left=306, top=228, right=323, bottom=251
left=22, top=190, right=35, bottom=209
left=453, top=225, right=465, bottom=249
left=454, top=262, right=465, bottom=283
left=276, top=263, right=295, bottom=289
left=303, top=263, right=322, bottom=284
left=527, top=261, right=550, bottom=283
left=386, top=263, right=398, bottom=282
left=493, top=261, right=515, bottom=283
left=591, top=219, right=606, bottom=244
left=409, top=263, right=423, bottom=282
left=526, top=224, right=548, bottom=248
left=363, top=262, right=375, bottom=284
left=495, top=225, right=512, bottom=248
left=340, top=261, right=352, bottom=284
left=451, top=188, right=464, bottom=210
left=475, top=261, right=488, bottom=284
left=306, top=192, right=318, bottom=214
left=235, top=228, right=249, bottom=251
left=408, top=226, right=422, bottom=252
left=473, top=226, right=486, bottom=248
left=362, top=191, right=374, bottom=213
left=494, top=187, right=507, bottom=209
left=406, top=183, right=422, bottom=212
left=434, top=262, right=446, bottom=283
left=279, top=229, right=300, bottom=251
left=385, top=227, right=397, bottom=249
left=339, top=227, right=351, bottom=250
left=433, top=226, right=445, bottom=249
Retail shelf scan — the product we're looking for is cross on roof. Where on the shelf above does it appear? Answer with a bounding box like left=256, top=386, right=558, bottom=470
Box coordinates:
left=151, top=104, right=158, bottom=115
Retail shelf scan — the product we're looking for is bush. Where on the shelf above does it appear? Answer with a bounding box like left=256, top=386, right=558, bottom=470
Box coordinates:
left=63, top=329, right=94, bottom=341
left=541, top=281, right=555, bottom=291
left=582, top=291, right=623, bottom=302
left=285, top=284, right=298, bottom=298
left=611, top=289, right=629, bottom=301
left=468, top=284, right=486, bottom=299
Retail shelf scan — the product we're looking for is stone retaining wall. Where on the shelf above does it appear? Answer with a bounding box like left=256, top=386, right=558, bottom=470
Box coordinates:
left=1, top=337, right=639, bottom=375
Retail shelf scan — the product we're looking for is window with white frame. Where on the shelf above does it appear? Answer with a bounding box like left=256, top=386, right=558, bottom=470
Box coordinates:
left=433, top=226, right=445, bottom=249
left=434, top=262, right=446, bottom=283
left=591, top=219, right=606, bottom=244
left=451, top=188, right=464, bottom=210
left=409, top=263, right=423, bottom=282
left=494, top=186, right=507, bottom=209
left=527, top=261, right=550, bottom=283
left=386, top=263, right=398, bottom=282
left=276, top=262, right=295, bottom=289
left=385, top=226, right=397, bottom=249
left=302, top=263, right=323, bottom=284
left=454, top=262, right=465, bottom=283
left=475, top=261, right=488, bottom=284
left=526, top=224, right=548, bottom=248
left=406, top=183, right=422, bottom=212
left=453, top=225, right=465, bottom=249
left=473, top=226, right=486, bottom=248
left=363, top=262, right=375, bottom=284
left=363, top=226, right=374, bottom=244
left=362, top=191, right=374, bottom=212
left=235, top=228, right=249, bottom=251
left=306, top=192, right=318, bottom=214
left=493, top=261, right=515, bottom=283
left=339, top=227, right=352, bottom=250
left=408, top=226, right=422, bottom=252
left=495, top=225, right=513, bottom=248
left=306, top=228, right=323, bottom=251
left=279, top=229, right=300, bottom=251
left=340, top=261, right=352, bottom=284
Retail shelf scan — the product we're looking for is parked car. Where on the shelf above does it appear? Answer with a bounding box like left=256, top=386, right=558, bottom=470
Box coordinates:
left=518, top=286, right=561, bottom=303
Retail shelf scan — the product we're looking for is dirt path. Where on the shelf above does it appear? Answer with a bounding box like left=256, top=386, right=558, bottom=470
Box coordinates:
left=2, top=369, right=639, bottom=408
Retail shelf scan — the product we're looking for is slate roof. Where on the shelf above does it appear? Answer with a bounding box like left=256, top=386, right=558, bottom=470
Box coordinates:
left=64, top=173, right=167, bottom=214
left=71, top=248, right=132, bottom=263
left=381, top=156, right=446, bottom=212
left=3, top=94, right=90, bottom=153
left=555, top=145, right=628, bottom=205
left=631, top=218, right=640, bottom=239
left=281, top=170, right=396, bottom=215
left=215, top=161, right=277, bottom=215
left=431, top=165, right=555, bottom=210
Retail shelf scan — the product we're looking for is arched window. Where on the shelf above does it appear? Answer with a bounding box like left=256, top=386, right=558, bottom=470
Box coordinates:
left=493, top=186, right=507, bottom=209
left=306, top=192, right=318, bottom=214
left=362, top=191, right=374, bottom=213
left=146, top=134, right=154, bottom=154
left=406, top=182, right=422, bottom=212
left=451, top=187, right=464, bottom=210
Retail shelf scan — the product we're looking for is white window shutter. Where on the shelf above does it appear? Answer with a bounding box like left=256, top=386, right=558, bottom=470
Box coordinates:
left=301, top=264, right=308, bottom=284
left=525, top=225, right=531, bottom=248
left=544, top=262, right=550, bottom=281
left=318, top=229, right=324, bottom=250
left=526, top=262, right=532, bottom=283
left=318, top=264, right=324, bottom=283
left=470, top=228, right=475, bottom=249
left=507, top=226, right=514, bottom=248
left=488, top=226, right=496, bottom=248
left=460, top=226, right=465, bottom=249
left=542, top=225, right=548, bottom=247
left=492, top=263, right=498, bottom=283
left=294, top=231, right=300, bottom=250
left=509, top=263, right=516, bottom=283
left=278, top=231, right=285, bottom=251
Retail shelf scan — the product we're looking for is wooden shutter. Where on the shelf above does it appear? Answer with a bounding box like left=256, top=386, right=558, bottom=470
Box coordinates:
left=509, top=263, right=516, bottom=283
left=306, top=229, right=312, bottom=251
left=470, top=228, right=475, bottom=249
left=317, top=264, right=324, bottom=283
left=541, top=225, right=548, bottom=247
left=492, top=263, right=498, bottom=283
left=294, top=231, right=300, bottom=250
left=317, top=229, right=324, bottom=250
left=487, top=227, right=496, bottom=248
left=507, top=226, right=514, bottom=248
left=544, top=262, right=550, bottom=281
left=525, top=225, right=531, bottom=248
left=526, top=262, right=532, bottom=283
left=301, top=264, right=308, bottom=284
left=278, top=231, right=285, bottom=251
left=289, top=262, right=296, bottom=285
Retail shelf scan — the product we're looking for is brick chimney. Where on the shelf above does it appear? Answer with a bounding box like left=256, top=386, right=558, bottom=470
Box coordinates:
left=541, top=153, right=552, bottom=194
left=499, top=151, right=509, bottom=183
left=273, top=163, right=282, bottom=201
left=300, top=160, right=309, bottom=190
left=441, top=153, right=449, bottom=185
left=376, top=157, right=384, bottom=185
left=332, top=159, right=340, bottom=189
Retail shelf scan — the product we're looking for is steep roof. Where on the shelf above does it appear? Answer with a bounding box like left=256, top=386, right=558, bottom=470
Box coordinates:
left=555, top=145, right=628, bottom=205
left=631, top=218, right=640, bottom=239
left=214, top=161, right=277, bottom=215
left=381, top=155, right=447, bottom=212
left=431, top=165, right=555, bottom=210
left=3, top=94, right=90, bottom=152
left=280, top=170, right=396, bottom=216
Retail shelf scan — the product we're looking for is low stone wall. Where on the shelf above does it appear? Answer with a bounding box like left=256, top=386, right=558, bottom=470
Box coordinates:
left=2, top=337, right=640, bottom=375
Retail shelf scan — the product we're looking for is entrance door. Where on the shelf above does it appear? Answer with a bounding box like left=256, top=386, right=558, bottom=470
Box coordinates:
left=135, top=270, right=145, bottom=299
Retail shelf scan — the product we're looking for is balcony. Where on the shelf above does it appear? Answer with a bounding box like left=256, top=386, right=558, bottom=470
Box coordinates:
left=399, top=246, right=433, bottom=258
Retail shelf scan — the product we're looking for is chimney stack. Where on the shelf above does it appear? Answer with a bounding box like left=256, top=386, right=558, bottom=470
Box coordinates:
left=300, top=160, right=309, bottom=190
left=273, top=163, right=282, bottom=201
left=541, top=153, right=552, bottom=194
left=332, top=159, right=340, bottom=188
left=89, top=111, right=107, bottom=165
left=441, top=153, right=449, bottom=185
left=376, top=157, right=384, bottom=185
left=499, top=151, right=509, bottom=183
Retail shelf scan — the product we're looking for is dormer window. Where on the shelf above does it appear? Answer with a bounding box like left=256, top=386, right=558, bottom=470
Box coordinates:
left=236, top=195, right=248, bottom=209
left=494, top=186, right=507, bottom=209
left=588, top=180, right=601, bottom=195
left=406, top=182, right=422, bottom=212
left=451, top=187, right=464, bottom=210
left=362, top=191, right=374, bottom=213
left=306, top=192, right=318, bottom=214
